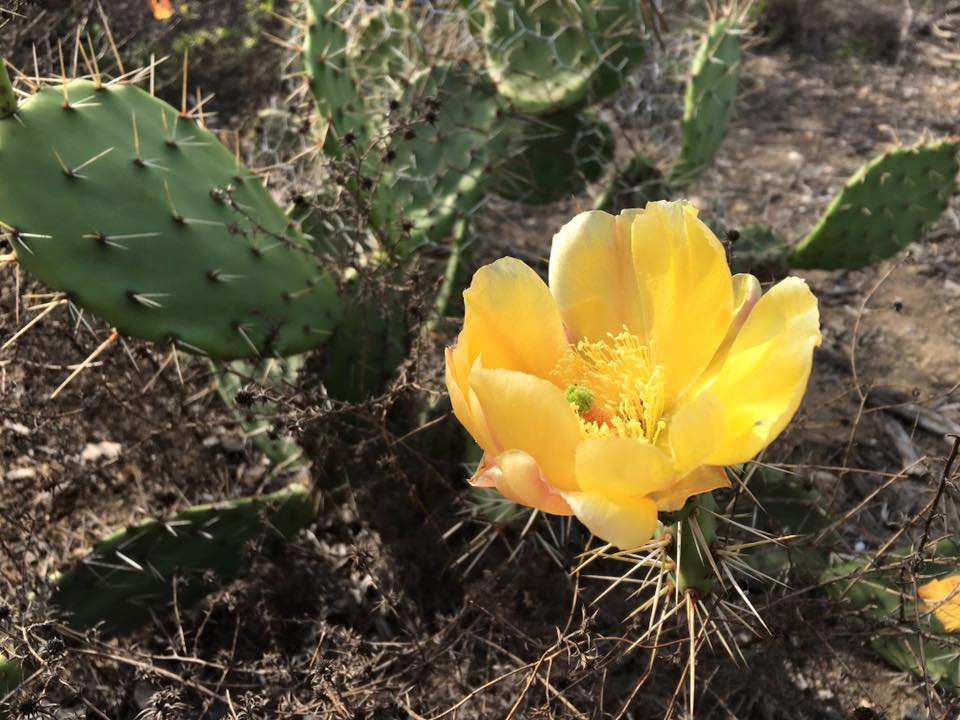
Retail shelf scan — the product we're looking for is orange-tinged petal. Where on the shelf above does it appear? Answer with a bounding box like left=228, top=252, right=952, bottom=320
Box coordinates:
left=574, top=437, right=674, bottom=498
left=549, top=210, right=647, bottom=341
left=918, top=574, right=960, bottom=633
left=699, top=276, right=821, bottom=466
left=149, top=0, right=174, bottom=20
left=468, top=367, right=581, bottom=491
left=461, top=257, right=567, bottom=379
left=630, top=201, right=734, bottom=404
left=649, top=466, right=731, bottom=513
left=474, top=450, right=574, bottom=515
left=561, top=491, right=658, bottom=549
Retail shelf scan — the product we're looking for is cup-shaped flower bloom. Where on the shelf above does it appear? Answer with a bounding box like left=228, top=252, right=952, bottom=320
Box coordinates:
left=445, top=201, right=821, bottom=549
left=918, top=574, right=960, bottom=632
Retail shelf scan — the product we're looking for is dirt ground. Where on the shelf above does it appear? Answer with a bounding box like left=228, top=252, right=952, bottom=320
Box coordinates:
left=1, top=0, right=960, bottom=718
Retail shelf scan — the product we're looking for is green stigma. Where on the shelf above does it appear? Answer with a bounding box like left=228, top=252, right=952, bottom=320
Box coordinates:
left=565, top=384, right=594, bottom=414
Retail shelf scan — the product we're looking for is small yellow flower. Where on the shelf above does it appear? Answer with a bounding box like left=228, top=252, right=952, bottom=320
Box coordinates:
left=445, top=201, right=821, bottom=549
left=918, top=574, right=960, bottom=632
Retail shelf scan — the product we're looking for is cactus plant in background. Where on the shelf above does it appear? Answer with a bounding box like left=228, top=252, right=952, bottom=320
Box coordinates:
left=51, top=484, right=314, bottom=636
left=0, top=76, right=343, bottom=359
left=493, top=111, right=614, bottom=205
left=477, top=0, right=648, bottom=115
left=670, top=16, right=743, bottom=185
left=822, top=542, right=960, bottom=693
left=721, top=141, right=960, bottom=275
left=598, top=13, right=744, bottom=208
left=214, top=357, right=306, bottom=469
left=789, top=140, right=960, bottom=269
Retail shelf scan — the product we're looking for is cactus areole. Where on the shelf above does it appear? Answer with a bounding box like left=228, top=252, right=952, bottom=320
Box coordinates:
left=0, top=79, right=343, bottom=359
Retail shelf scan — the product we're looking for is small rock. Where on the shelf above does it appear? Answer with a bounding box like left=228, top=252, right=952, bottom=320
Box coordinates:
left=6, top=467, right=35, bottom=480
left=80, top=441, right=122, bottom=464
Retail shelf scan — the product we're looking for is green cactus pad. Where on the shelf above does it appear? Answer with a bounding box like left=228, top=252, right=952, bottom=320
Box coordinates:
left=303, top=0, right=366, bottom=153
left=671, top=17, right=742, bottom=185
left=822, top=540, right=960, bottom=694
left=350, top=6, right=422, bottom=82
left=789, top=141, right=960, bottom=270
left=214, top=356, right=305, bottom=469
left=322, top=274, right=409, bottom=401
left=0, top=62, right=15, bottom=118
left=0, top=654, right=24, bottom=695
left=492, top=111, right=613, bottom=205
left=0, top=80, right=342, bottom=359
left=480, top=0, right=647, bottom=115
left=729, top=223, right=790, bottom=276
left=594, top=154, right=669, bottom=213
left=373, top=63, right=507, bottom=256
left=51, top=484, right=314, bottom=637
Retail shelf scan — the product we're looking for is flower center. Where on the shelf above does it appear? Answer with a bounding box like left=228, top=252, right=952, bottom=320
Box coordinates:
left=554, top=328, right=666, bottom=443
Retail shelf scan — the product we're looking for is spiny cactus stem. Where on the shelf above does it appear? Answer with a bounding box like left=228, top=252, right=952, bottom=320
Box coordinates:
left=658, top=494, right=720, bottom=597
left=0, top=60, right=15, bottom=118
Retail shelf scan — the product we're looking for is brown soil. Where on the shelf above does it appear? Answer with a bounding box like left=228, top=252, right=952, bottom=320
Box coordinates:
left=1, top=1, right=960, bottom=718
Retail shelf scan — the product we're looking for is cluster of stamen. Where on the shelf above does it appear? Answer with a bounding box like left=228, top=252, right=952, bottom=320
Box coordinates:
left=553, top=328, right=666, bottom=443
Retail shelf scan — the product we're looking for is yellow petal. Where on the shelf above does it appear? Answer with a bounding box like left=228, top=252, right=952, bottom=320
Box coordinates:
left=666, top=391, right=726, bottom=475
left=549, top=210, right=647, bottom=342
left=650, top=466, right=731, bottom=513
left=561, top=491, right=658, bottom=549
left=630, top=201, right=734, bottom=404
left=445, top=349, right=497, bottom=453
left=462, top=257, right=568, bottom=379
left=475, top=450, right=574, bottom=515
left=699, top=276, right=821, bottom=466
left=575, top=438, right=674, bottom=498
left=468, top=367, right=582, bottom=491
left=918, top=575, right=960, bottom=633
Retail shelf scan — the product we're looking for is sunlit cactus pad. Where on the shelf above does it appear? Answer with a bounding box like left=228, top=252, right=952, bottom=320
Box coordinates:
left=790, top=141, right=960, bottom=270
left=0, top=80, right=342, bottom=359
left=671, top=17, right=742, bottom=184
left=493, top=111, right=613, bottom=204
left=303, top=0, right=364, bottom=152
left=51, top=484, right=314, bottom=637
left=373, top=63, right=507, bottom=255
left=479, top=0, right=647, bottom=114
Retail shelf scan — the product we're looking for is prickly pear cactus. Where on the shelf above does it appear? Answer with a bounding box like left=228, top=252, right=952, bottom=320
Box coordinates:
left=322, top=274, right=409, bottom=401
left=729, top=224, right=790, bottom=276
left=493, top=112, right=613, bottom=204
left=671, top=17, right=742, bottom=185
left=303, top=0, right=365, bottom=154
left=594, top=154, right=668, bottom=213
left=789, top=141, right=960, bottom=270
left=0, top=62, right=15, bottom=118
left=479, top=0, right=647, bottom=115
left=214, top=357, right=305, bottom=469
left=656, top=493, right=721, bottom=596
left=0, top=654, right=23, bottom=695
left=350, top=5, right=422, bottom=82
left=52, top=484, right=314, bottom=636
left=372, top=63, right=508, bottom=256
left=822, top=539, right=960, bottom=693
left=0, top=79, right=342, bottom=359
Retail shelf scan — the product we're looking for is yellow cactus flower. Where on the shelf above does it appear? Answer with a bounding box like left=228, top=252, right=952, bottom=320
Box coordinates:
left=918, top=574, right=960, bottom=632
left=445, top=201, right=821, bottom=549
